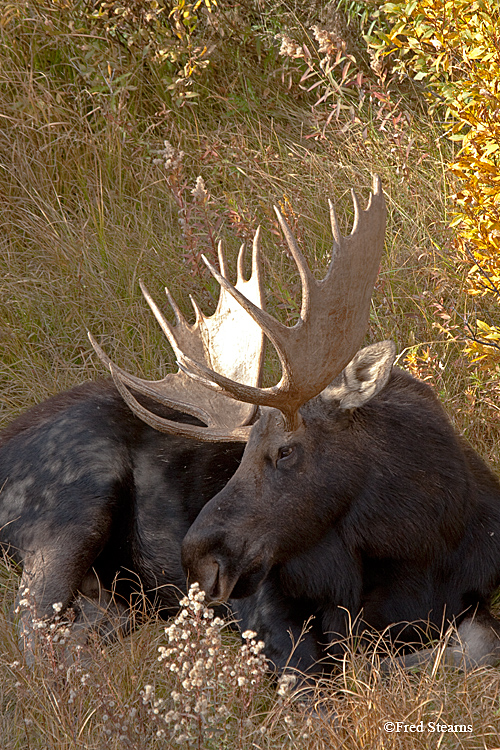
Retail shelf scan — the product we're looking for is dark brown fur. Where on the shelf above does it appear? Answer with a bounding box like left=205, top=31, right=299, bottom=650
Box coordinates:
left=0, top=379, right=243, bottom=650
left=182, top=344, right=500, bottom=674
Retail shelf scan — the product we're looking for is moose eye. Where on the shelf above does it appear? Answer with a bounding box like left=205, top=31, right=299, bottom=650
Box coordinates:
left=277, top=445, right=294, bottom=463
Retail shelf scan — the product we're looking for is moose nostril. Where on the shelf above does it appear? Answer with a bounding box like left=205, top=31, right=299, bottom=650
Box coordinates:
left=191, top=557, right=221, bottom=602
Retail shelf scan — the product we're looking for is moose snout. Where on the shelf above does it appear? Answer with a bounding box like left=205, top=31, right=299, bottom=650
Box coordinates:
left=182, top=521, right=272, bottom=603
left=182, top=531, right=238, bottom=603
left=187, top=554, right=227, bottom=603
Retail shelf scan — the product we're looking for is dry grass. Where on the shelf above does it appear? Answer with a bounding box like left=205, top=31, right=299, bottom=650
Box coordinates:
left=2, top=1, right=500, bottom=747
left=2, top=565, right=500, bottom=749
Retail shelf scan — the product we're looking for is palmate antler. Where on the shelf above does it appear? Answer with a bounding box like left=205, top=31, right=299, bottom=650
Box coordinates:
left=89, top=232, right=265, bottom=442
left=177, top=176, right=386, bottom=431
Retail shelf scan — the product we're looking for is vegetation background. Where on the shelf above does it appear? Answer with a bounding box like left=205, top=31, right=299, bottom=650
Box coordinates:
left=1, top=0, right=500, bottom=747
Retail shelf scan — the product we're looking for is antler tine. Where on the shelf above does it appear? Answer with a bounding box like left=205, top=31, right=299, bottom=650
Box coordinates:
left=372, top=172, right=382, bottom=198
left=140, top=280, right=183, bottom=354
left=189, top=295, right=204, bottom=325
left=273, top=206, right=315, bottom=323
left=350, top=173, right=383, bottom=236
left=217, top=240, right=230, bottom=279
left=251, top=226, right=262, bottom=276
left=89, top=224, right=266, bottom=442
left=178, top=177, right=387, bottom=431
left=236, top=242, right=247, bottom=283
left=163, top=285, right=183, bottom=327
left=328, top=198, right=341, bottom=250
left=235, top=225, right=263, bottom=286
left=350, top=188, right=361, bottom=234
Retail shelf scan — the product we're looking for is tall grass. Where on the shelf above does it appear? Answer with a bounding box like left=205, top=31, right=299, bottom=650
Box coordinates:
left=2, top=1, right=500, bottom=746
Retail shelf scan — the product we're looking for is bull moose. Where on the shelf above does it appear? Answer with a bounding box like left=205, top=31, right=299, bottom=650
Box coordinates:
left=1, top=180, right=384, bottom=654
left=0, top=178, right=386, bottom=660
left=3, top=175, right=500, bottom=675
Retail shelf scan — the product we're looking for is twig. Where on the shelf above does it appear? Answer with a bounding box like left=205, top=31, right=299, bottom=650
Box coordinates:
left=465, top=246, right=500, bottom=300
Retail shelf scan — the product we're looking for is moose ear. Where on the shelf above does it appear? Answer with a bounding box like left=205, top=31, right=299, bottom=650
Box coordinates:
left=320, top=341, right=397, bottom=410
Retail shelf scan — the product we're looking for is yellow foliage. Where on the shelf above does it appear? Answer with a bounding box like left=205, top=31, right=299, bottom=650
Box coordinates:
left=370, top=0, right=500, bottom=368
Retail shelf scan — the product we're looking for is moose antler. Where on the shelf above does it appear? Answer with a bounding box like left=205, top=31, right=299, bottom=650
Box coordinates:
left=178, top=175, right=386, bottom=431
left=89, top=231, right=265, bottom=442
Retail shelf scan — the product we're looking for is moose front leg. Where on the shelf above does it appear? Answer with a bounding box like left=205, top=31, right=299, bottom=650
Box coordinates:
left=13, top=513, right=122, bottom=664
left=14, top=549, right=81, bottom=663
left=71, top=569, right=130, bottom=646
left=15, top=558, right=130, bottom=665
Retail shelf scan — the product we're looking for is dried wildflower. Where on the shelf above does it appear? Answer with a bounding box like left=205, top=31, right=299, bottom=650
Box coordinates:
left=278, top=34, right=304, bottom=59
left=142, top=583, right=268, bottom=744
left=191, top=175, right=208, bottom=202
left=277, top=672, right=297, bottom=698
left=310, top=25, right=346, bottom=57
left=153, top=140, right=184, bottom=172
